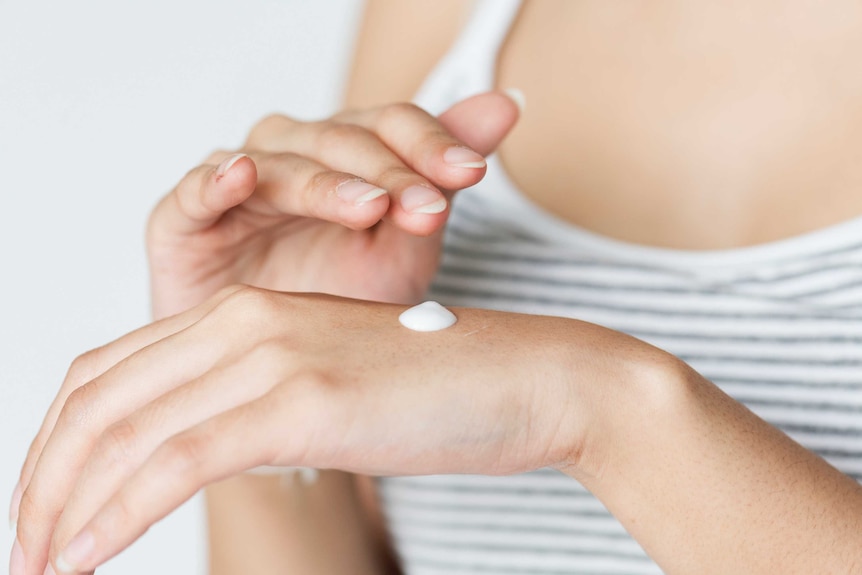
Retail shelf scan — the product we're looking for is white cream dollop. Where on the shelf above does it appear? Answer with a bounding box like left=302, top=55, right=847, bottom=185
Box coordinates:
left=398, top=301, right=457, bottom=332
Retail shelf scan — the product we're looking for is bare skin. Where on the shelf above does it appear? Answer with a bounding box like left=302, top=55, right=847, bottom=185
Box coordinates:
left=499, top=0, right=862, bottom=248
left=9, top=1, right=862, bottom=575
left=352, top=0, right=862, bottom=250
left=209, top=1, right=862, bottom=573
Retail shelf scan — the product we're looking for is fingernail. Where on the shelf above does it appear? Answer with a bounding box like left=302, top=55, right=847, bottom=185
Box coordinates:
left=215, top=153, right=247, bottom=179
left=56, top=530, right=95, bottom=573
left=44, top=562, right=56, bottom=575
left=335, top=180, right=387, bottom=205
left=9, top=538, right=25, bottom=575
left=8, top=482, right=22, bottom=530
left=401, top=185, right=447, bottom=214
left=504, top=88, right=526, bottom=114
left=443, top=146, right=486, bottom=168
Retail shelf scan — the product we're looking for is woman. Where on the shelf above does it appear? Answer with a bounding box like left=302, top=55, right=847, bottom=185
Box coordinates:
left=10, top=1, right=862, bottom=573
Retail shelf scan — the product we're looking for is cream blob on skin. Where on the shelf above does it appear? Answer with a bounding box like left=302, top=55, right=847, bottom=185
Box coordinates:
left=399, top=301, right=457, bottom=332
left=241, top=304, right=455, bottom=481
left=242, top=306, right=456, bottom=482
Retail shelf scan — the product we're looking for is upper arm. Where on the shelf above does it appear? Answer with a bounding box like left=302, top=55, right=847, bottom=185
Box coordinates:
left=343, top=0, right=473, bottom=109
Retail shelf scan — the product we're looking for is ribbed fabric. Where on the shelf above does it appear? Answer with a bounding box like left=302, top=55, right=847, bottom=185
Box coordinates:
left=377, top=2, right=862, bottom=573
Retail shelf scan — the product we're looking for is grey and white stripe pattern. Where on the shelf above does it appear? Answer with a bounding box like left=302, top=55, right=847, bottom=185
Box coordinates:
left=380, top=0, right=862, bottom=571
left=377, top=159, right=862, bottom=574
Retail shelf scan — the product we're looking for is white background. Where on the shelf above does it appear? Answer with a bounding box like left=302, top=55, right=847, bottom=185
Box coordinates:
left=0, top=1, right=364, bottom=572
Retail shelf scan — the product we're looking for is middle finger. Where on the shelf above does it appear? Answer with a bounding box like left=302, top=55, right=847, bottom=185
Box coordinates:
left=252, top=120, right=455, bottom=233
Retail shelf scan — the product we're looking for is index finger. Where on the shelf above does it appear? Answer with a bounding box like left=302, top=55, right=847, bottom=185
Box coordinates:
left=339, top=90, right=521, bottom=191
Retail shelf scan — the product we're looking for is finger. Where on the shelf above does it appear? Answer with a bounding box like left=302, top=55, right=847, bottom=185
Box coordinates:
left=16, top=325, right=233, bottom=575
left=274, top=120, right=452, bottom=236
left=11, top=286, right=245, bottom=573
left=336, top=103, right=486, bottom=193
left=150, top=151, right=394, bottom=240
left=49, top=346, right=285, bottom=563
left=13, top=285, right=244, bottom=502
left=342, top=90, right=521, bottom=190
left=335, top=92, right=519, bottom=234
left=438, top=90, right=522, bottom=155
left=237, top=152, right=391, bottom=231
left=243, top=95, right=517, bottom=236
left=150, top=153, right=258, bottom=237
left=50, top=382, right=303, bottom=574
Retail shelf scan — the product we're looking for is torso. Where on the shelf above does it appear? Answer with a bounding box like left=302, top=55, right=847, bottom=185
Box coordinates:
left=496, top=0, right=862, bottom=249
left=351, top=3, right=862, bottom=573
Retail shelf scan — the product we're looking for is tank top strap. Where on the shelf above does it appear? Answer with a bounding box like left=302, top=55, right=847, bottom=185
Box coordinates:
left=413, top=0, right=523, bottom=114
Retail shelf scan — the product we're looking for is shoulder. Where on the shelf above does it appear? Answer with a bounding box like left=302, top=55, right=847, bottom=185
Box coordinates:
left=344, top=0, right=474, bottom=108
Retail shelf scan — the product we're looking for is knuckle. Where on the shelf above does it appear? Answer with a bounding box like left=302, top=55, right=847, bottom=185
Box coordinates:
left=376, top=165, right=418, bottom=185
left=417, top=125, right=455, bottom=147
left=212, top=286, right=281, bottom=327
left=159, top=433, right=209, bottom=477
left=66, top=349, right=102, bottom=387
left=59, top=383, right=100, bottom=431
left=247, top=337, right=301, bottom=379
left=269, top=151, right=311, bottom=179
left=224, top=285, right=275, bottom=311
left=379, top=101, right=423, bottom=124
left=246, top=113, right=291, bottom=147
left=208, top=284, right=249, bottom=305
left=315, top=121, right=371, bottom=149
left=94, top=419, right=140, bottom=470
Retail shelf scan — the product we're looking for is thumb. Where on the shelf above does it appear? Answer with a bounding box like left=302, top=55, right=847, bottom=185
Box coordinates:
left=437, top=90, right=523, bottom=157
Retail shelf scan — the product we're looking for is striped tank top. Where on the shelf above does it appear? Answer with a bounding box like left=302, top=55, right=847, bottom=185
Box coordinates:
left=376, top=2, right=862, bottom=573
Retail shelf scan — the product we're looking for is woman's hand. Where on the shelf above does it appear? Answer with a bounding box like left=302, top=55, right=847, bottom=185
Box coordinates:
left=14, top=289, right=860, bottom=575
left=147, top=92, right=520, bottom=319
left=10, top=287, right=649, bottom=575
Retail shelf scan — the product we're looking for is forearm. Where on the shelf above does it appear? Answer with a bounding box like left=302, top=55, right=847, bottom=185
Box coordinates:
left=206, top=471, right=392, bottom=575
left=564, top=356, right=862, bottom=574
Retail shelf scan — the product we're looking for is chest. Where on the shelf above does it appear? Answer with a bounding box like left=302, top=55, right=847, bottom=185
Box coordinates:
left=495, top=0, right=862, bottom=249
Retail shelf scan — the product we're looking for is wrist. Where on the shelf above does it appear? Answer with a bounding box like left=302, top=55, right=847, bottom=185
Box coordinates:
left=555, top=339, right=694, bottom=483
